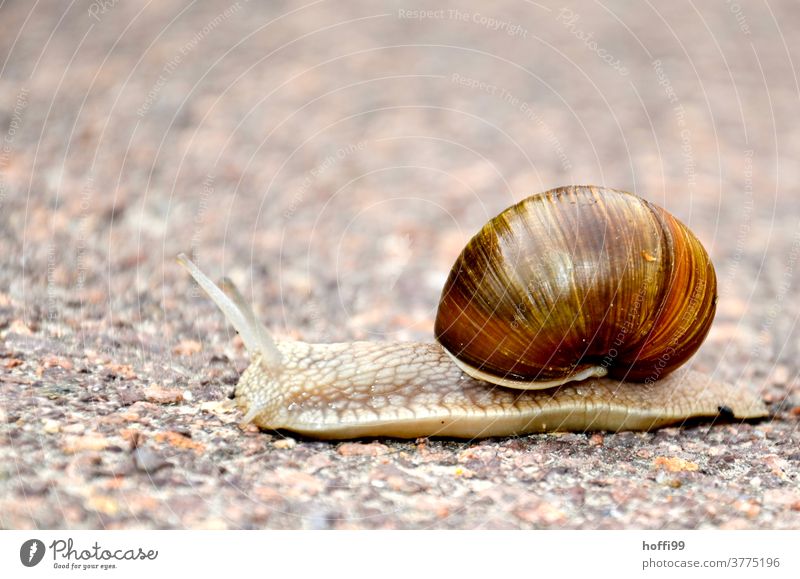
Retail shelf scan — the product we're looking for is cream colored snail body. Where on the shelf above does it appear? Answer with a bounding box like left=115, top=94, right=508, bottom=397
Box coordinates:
left=178, top=186, right=766, bottom=439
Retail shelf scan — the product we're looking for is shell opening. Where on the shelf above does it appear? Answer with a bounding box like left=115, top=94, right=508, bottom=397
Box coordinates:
left=442, top=347, right=608, bottom=390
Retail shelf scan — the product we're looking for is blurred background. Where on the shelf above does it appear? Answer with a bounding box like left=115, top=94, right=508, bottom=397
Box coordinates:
left=1, top=0, right=798, bottom=529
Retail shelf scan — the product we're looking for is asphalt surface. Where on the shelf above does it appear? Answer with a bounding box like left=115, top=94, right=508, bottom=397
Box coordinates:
left=1, top=0, right=798, bottom=529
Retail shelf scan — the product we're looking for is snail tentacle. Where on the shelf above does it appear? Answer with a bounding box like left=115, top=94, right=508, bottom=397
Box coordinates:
left=177, top=254, right=283, bottom=371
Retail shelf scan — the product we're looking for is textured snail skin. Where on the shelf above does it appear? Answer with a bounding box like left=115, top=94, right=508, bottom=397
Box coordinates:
left=234, top=342, right=766, bottom=440
left=435, top=186, right=717, bottom=388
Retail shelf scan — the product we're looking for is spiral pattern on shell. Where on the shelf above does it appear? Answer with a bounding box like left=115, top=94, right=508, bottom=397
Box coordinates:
left=434, top=185, right=718, bottom=389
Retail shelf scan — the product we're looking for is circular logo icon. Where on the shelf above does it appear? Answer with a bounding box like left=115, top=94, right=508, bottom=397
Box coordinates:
left=20, top=539, right=46, bottom=567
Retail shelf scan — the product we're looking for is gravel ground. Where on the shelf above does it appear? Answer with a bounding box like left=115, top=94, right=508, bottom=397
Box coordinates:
left=1, top=0, right=799, bottom=529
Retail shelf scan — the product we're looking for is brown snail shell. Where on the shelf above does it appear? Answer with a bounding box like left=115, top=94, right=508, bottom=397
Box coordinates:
left=434, top=185, right=717, bottom=389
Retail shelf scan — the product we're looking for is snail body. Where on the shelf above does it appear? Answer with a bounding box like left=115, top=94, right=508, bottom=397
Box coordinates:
left=179, top=186, right=766, bottom=439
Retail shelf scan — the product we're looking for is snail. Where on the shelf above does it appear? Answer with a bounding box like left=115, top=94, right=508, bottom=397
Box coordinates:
left=178, top=185, right=766, bottom=439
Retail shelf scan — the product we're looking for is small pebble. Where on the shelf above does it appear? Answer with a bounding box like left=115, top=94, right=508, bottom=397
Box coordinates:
left=370, top=464, right=426, bottom=492
left=8, top=320, right=31, bottom=334
left=589, top=433, right=604, bottom=446
left=770, top=364, right=789, bottom=385
left=43, top=355, right=73, bottom=370
left=513, top=501, right=566, bottom=525
left=118, top=388, right=145, bottom=405
left=307, top=511, right=334, bottom=530
left=653, top=456, right=699, bottom=472
left=456, top=466, right=476, bottom=479
left=62, top=423, right=86, bottom=434
left=144, top=383, right=184, bottom=404
left=132, top=447, right=171, bottom=473
left=173, top=339, right=203, bottom=356
left=62, top=434, right=109, bottom=454
left=274, top=471, right=323, bottom=497
left=154, top=431, right=205, bottom=453
left=733, top=499, right=761, bottom=519
left=762, top=489, right=800, bottom=508
left=253, top=486, right=285, bottom=505
left=105, top=363, right=136, bottom=380
left=273, top=437, right=297, bottom=449
left=87, top=495, right=119, bottom=515
left=337, top=442, right=390, bottom=456
left=42, top=419, right=60, bottom=434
